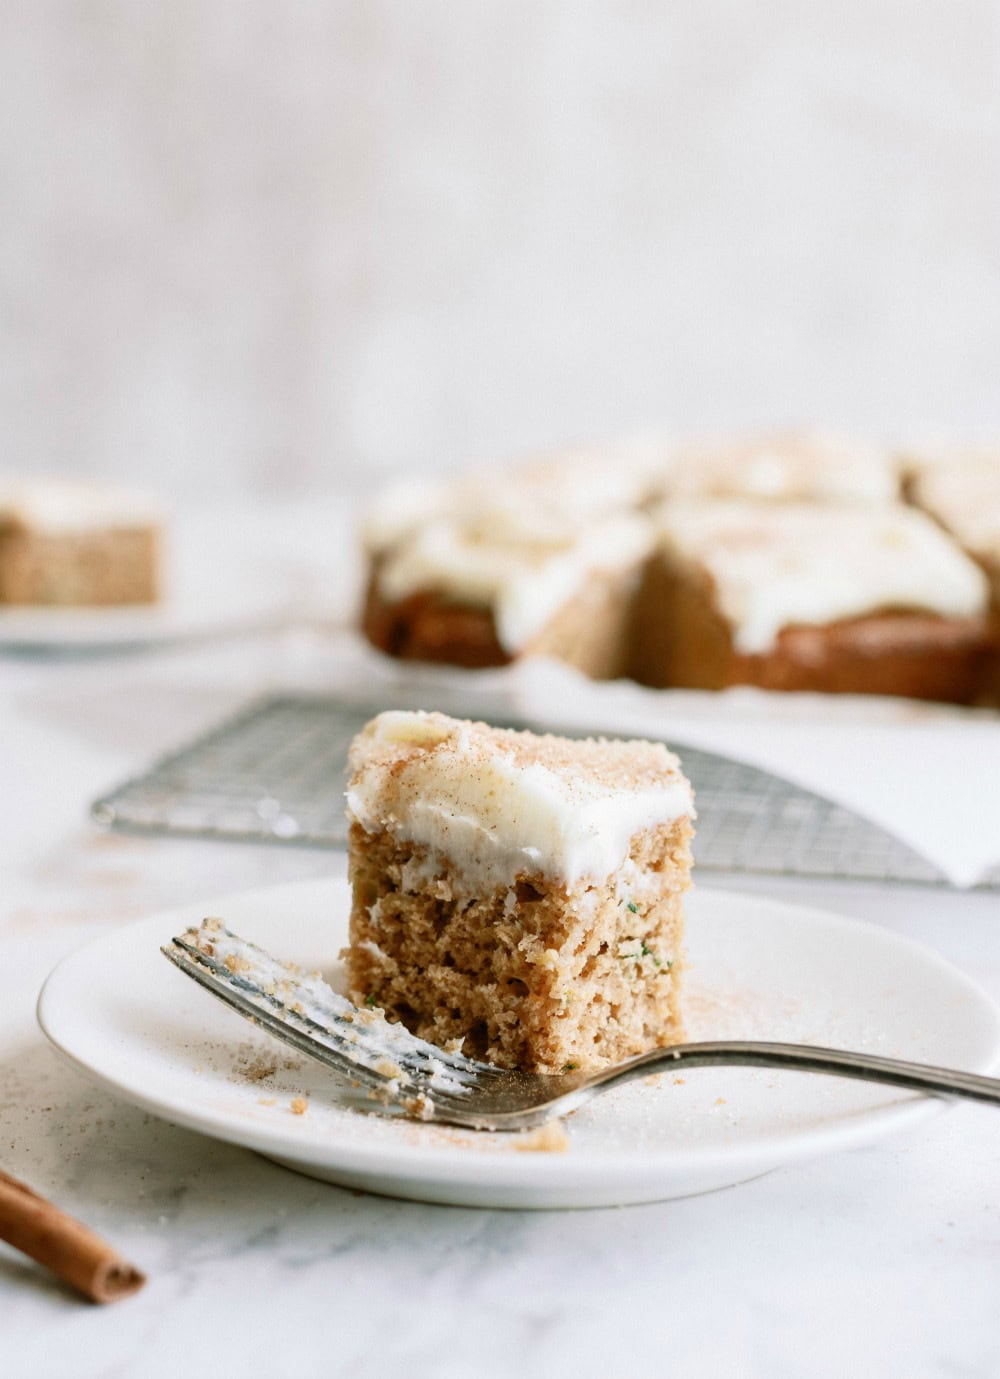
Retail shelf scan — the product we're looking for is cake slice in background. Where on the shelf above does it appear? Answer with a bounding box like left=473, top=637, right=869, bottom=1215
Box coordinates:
left=360, top=438, right=667, bottom=676
left=635, top=499, right=993, bottom=702
left=903, top=449, right=1000, bottom=610
left=0, top=479, right=163, bottom=606
left=362, top=506, right=654, bottom=679
left=344, top=710, right=694, bottom=1073
left=903, top=450, right=1000, bottom=704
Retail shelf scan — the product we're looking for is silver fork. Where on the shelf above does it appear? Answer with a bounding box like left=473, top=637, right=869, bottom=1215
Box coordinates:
left=162, top=919, right=1000, bottom=1131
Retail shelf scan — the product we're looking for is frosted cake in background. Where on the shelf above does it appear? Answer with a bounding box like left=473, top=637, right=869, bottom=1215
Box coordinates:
left=357, top=429, right=1000, bottom=703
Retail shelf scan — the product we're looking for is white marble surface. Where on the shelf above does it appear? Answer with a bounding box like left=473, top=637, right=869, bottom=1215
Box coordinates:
left=3, top=635, right=1000, bottom=1379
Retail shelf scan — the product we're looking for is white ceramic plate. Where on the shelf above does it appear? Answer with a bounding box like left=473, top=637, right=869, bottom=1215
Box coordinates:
left=0, top=517, right=297, bottom=649
left=37, top=876, right=1000, bottom=1209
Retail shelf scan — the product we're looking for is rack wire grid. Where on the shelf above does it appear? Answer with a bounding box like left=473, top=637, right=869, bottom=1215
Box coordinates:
left=91, top=692, right=999, bottom=888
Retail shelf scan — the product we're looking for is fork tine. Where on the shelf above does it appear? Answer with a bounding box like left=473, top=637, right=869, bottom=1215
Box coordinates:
left=172, top=922, right=479, bottom=1072
left=161, top=942, right=412, bottom=1099
left=160, top=920, right=488, bottom=1114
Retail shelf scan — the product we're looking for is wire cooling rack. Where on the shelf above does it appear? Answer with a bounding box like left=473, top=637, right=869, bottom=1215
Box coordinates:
left=91, top=692, right=999, bottom=888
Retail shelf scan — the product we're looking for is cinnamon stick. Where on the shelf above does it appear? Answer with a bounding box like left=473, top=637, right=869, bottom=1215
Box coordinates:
left=0, top=1167, right=146, bottom=1304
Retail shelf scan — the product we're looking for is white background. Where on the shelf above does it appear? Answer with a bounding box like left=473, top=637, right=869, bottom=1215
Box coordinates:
left=2, top=1, right=999, bottom=499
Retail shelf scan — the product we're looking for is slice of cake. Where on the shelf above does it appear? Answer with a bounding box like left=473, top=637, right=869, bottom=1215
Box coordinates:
left=344, top=710, right=694, bottom=1073
left=0, top=479, right=162, bottom=606
left=362, top=507, right=654, bottom=679
left=904, top=450, right=1000, bottom=608
left=360, top=439, right=668, bottom=676
left=633, top=499, right=993, bottom=701
left=904, top=451, right=1000, bottom=702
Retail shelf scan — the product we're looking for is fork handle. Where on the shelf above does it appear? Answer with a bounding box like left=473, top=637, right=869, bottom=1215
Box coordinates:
left=595, top=1041, right=1000, bottom=1105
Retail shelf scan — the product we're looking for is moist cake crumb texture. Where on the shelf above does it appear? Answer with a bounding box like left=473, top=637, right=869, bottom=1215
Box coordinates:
left=345, top=710, right=694, bottom=1074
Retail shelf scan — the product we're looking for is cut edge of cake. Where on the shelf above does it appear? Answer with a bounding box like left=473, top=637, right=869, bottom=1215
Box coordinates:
left=636, top=499, right=994, bottom=701
left=343, top=710, right=695, bottom=1074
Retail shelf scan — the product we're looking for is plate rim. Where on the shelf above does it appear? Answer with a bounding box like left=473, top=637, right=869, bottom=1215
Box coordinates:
left=36, top=878, right=1000, bottom=1196
left=0, top=599, right=294, bottom=649
left=0, top=543, right=297, bottom=649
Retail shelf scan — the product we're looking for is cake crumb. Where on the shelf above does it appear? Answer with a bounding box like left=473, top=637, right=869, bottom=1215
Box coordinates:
left=290, top=1096, right=309, bottom=1116
left=344, top=710, right=692, bottom=1074
left=714, top=1097, right=726, bottom=1106
left=237, top=1055, right=280, bottom=1083
left=512, top=1120, right=569, bottom=1153
left=402, top=1092, right=434, bottom=1120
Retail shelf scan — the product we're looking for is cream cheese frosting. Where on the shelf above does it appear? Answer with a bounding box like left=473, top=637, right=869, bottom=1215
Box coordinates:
left=667, top=430, right=898, bottom=504
left=374, top=512, right=654, bottom=653
left=362, top=440, right=667, bottom=560
left=504, top=436, right=670, bottom=515
left=907, top=452, right=1000, bottom=567
left=656, top=499, right=990, bottom=654
left=360, top=476, right=454, bottom=555
left=346, top=710, right=694, bottom=890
